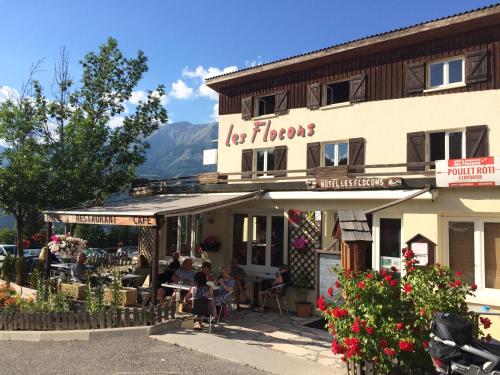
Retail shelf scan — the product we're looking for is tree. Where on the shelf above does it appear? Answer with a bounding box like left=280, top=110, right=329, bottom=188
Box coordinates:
left=0, top=38, right=167, bottom=252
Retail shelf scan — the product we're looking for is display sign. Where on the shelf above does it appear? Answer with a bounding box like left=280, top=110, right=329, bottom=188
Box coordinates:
left=316, top=252, right=341, bottom=302
left=436, top=156, right=500, bottom=187
left=380, top=256, right=401, bottom=272
left=314, top=177, right=402, bottom=190
left=411, top=242, right=428, bottom=265
left=44, top=213, right=157, bottom=227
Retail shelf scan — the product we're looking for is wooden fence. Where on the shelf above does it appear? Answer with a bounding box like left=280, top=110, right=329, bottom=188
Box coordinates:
left=0, top=303, right=176, bottom=331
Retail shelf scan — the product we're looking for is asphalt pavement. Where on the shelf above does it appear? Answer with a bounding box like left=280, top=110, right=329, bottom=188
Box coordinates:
left=0, top=336, right=269, bottom=375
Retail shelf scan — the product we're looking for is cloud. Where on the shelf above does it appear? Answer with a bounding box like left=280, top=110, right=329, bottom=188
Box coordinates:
left=129, top=90, right=169, bottom=106
left=0, top=85, right=20, bottom=102
left=108, top=116, right=125, bottom=129
left=170, top=79, right=194, bottom=99
left=198, top=83, right=219, bottom=101
left=210, top=103, right=219, bottom=122
left=244, top=56, right=263, bottom=68
left=180, top=65, right=238, bottom=101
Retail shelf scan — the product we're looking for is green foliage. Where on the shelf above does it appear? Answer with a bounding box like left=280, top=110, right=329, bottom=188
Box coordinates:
left=0, top=228, right=15, bottom=244
left=32, top=269, right=50, bottom=311
left=109, top=269, right=123, bottom=311
left=15, top=256, right=28, bottom=285
left=50, top=292, right=69, bottom=313
left=1, top=253, right=16, bottom=282
left=85, top=270, right=105, bottom=313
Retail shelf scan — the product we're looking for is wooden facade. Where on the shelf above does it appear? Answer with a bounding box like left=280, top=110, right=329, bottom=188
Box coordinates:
left=218, top=25, right=500, bottom=115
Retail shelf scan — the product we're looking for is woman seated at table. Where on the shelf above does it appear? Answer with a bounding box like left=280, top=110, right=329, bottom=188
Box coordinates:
left=157, top=263, right=178, bottom=304
left=131, top=255, right=150, bottom=287
left=215, top=266, right=236, bottom=308
left=183, top=271, right=216, bottom=330
left=254, top=264, right=290, bottom=313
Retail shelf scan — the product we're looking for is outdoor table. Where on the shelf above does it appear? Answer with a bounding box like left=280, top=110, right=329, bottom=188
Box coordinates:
left=161, top=283, right=193, bottom=311
left=51, top=263, right=74, bottom=270
left=246, top=273, right=274, bottom=306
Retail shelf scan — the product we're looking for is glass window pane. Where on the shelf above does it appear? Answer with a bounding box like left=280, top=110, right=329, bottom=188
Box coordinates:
left=267, top=149, right=274, bottom=173
left=324, top=144, right=335, bottom=166
left=166, top=216, right=178, bottom=256
left=484, top=223, right=500, bottom=289
left=448, top=132, right=463, bottom=159
left=194, top=214, right=203, bottom=258
left=430, top=132, right=445, bottom=162
left=448, top=222, right=475, bottom=284
left=232, top=214, right=248, bottom=265
left=338, top=143, right=348, bottom=165
left=271, top=216, right=284, bottom=267
left=256, top=150, right=265, bottom=172
left=251, top=216, right=266, bottom=266
left=448, top=60, right=463, bottom=84
left=430, top=63, right=444, bottom=87
left=179, top=216, right=191, bottom=256
left=380, top=218, right=401, bottom=258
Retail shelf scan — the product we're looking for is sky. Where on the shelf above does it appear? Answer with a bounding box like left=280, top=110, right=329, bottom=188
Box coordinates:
left=0, top=0, right=496, bottom=125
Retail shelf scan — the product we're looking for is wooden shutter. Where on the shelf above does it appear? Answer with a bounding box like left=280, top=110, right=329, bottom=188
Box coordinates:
left=405, top=62, right=425, bottom=95
left=241, top=97, right=253, bottom=120
left=466, top=125, right=489, bottom=157
left=274, top=146, right=287, bottom=177
left=406, top=131, right=426, bottom=171
left=348, top=138, right=365, bottom=173
left=275, top=91, right=288, bottom=115
left=349, top=75, right=367, bottom=103
left=241, top=149, right=253, bottom=179
left=306, top=83, right=321, bottom=109
left=306, top=142, right=321, bottom=175
left=466, top=50, right=488, bottom=84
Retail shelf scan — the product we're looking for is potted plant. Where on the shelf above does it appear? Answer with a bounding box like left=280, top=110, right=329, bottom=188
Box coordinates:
left=295, top=271, right=313, bottom=318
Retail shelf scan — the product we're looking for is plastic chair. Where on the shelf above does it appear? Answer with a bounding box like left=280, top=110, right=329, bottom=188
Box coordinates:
left=191, top=296, right=214, bottom=333
left=217, top=291, right=235, bottom=322
left=263, top=283, right=289, bottom=316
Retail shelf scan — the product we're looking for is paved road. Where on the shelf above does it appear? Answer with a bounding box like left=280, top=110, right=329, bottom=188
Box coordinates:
left=0, top=336, right=269, bottom=375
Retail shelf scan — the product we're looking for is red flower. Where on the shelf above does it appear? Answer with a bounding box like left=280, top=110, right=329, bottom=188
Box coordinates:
left=358, top=281, right=365, bottom=289
left=390, top=266, right=397, bottom=272
left=471, top=283, right=478, bottom=291
left=419, top=307, right=426, bottom=317
left=333, top=307, right=348, bottom=318
left=422, top=340, right=429, bottom=349
left=403, top=283, right=412, bottom=294
left=372, top=356, right=379, bottom=364
left=379, top=338, right=388, bottom=348
left=455, top=271, right=462, bottom=277
left=327, top=287, right=333, bottom=297
left=335, top=280, right=340, bottom=289
left=345, top=268, right=351, bottom=279
left=408, top=266, right=415, bottom=272
left=383, top=347, right=396, bottom=356
left=365, top=326, right=374, bottom=335
left=480, top=317, right=492, bottom=329
left=331, top=340, right=346, bottom=354
left=390, top=279, right=399, bottom=287
left=384, top=275, right=392, bottom=282
left=396, top=322, right=405, bottom=330
left=366, top=273, right=373, bottom=279
left=380, top=270, right=387, bottom=277
left=450, top=279, right=462, bottom=288
left=399, top=340, right=415, bottom=352
left=485, top=334, right=492, bottom=342
left=404, top=249, right=414, bottom=259
left=351, top=321, right=360, bottom=333
left=317, top=295, right=327, bottom=311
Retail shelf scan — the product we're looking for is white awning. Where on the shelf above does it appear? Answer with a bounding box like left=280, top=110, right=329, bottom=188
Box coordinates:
left=43, top=191, right=263, bottom=227
left=262, top=190, right=434, bottom=200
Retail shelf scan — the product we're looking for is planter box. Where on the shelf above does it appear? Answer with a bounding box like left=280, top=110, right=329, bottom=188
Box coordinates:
left=0, top=279, right=36, bottom=299
left=104, top=287, right=137, bottom=307
left=60, top=283, right=86, bottom=300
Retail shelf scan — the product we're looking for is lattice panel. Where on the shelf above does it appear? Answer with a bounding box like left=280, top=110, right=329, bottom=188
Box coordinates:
left=138, top=227, right=154, bottom=261
left=288, top=211, right=321, bottom=289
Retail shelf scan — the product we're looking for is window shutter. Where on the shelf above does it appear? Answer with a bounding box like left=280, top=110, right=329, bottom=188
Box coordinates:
left=241, top=97, right=253, bottom=120
left=349, top=75, right=367, bottom=102
left=241, top=149, right=253, bottom=179
left=405, top=62, right=425, bottom=95
left=306, top=83, right=321, bottom=109
left=466, top=50, right=488, bottom=84
left=348, top=138, right=365, bottom=173
left=274, top=146, right=287, bottom=177
left=406, top=131, right=426, bottom=171
left=306, top=142, right=321, bottom=175
left=466, top=125, right=489, bottom=157
left=275, top=91, right=288, bottom=115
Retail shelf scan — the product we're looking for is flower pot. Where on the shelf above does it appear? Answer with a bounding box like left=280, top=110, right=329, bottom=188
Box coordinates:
left=295, top=302, right=313, bottom=318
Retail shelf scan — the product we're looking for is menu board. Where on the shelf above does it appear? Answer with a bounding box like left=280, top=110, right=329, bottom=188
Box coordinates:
left=317, top=252, right=341, bottom=302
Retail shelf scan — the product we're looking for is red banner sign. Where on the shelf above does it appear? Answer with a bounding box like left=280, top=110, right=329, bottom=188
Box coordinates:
left=436, top=156, right=500, bottom=187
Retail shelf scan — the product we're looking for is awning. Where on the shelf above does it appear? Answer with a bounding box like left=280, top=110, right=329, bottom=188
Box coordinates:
left=43, top=191, right=263, bottom=227
left=262, top=190, right=434, bottom=200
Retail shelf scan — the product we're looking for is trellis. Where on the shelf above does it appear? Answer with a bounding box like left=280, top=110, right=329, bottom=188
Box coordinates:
left=138, top=227, right=154, bottom=260
left=288, top=211, right=321, bottom=289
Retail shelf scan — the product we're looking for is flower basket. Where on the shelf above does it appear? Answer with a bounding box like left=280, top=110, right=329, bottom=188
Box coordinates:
left=60, top=282, right=86, bottom=300
left=200, top=236, right=221, bottom=252
left=48, top=235, right=87, bottom=257
left=104, top=287, right=137, bottom=307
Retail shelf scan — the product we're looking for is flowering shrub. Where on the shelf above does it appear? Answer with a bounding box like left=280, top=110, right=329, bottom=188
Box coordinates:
left=200, top=236, right=221, bottom=252
left=320, top=248, right=481, bottom=373
left=48, top=234, right=87, bottom=257
left=0, top=285, right=34, bottom=312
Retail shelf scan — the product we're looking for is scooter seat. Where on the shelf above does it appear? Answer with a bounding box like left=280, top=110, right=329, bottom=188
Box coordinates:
left=472, top=338, right=500, bottom=358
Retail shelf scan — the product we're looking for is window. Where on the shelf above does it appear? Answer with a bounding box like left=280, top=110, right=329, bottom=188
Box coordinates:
left=256, top=95, right=275, bottom=116
left=166, top=214, right=203, bottom=258
left=232, top=213, right=285, bottom=270
left=378, top=218, right=402, bottom=272
left=428, top=130, right=465, bottom=163
left=255, top=148, right=274, bottom=176
left=323, top=81, right=350, bottom=105
left=322, top=142, right=348, bottom=166
left=448, top=221, right=475, bottom=284
left=428, top=58, right=464, bottom=89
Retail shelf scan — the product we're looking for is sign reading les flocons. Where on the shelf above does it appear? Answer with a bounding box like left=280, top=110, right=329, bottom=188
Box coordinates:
left=436, top=156, right=500, bottom=187
left=314, top=177, right=403, bottom=190
left=225, top=120, right=315, bottom=146
left=44, top=213, right=157, bottom=227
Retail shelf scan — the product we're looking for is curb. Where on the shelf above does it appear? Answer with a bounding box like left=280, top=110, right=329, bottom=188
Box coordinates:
left=0, top=319, right=181, bottom=341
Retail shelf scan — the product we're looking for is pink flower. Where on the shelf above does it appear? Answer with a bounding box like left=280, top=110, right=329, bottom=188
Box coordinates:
left=292, top=237, right=308, bottom=250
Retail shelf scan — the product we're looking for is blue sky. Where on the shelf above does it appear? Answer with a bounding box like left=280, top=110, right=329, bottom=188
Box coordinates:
left=0, top=0, right=495, bottom=124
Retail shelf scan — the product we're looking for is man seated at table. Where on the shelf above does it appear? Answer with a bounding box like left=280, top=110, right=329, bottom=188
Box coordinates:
left=168, top=251, right=181, bottom=270
left=72, top=253, right=88, bottom=283
left=254, top=264, right=290, bottom=313
left=172, top=258, right=196, bottom=285
left=230, top=258, right=247, bottom=309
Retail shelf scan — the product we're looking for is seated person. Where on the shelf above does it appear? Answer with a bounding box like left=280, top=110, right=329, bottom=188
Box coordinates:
left=131, top=254, right=150, bottom=287
left=215, top=266, right=236, bottom=308
left=36, top=246, right=60, bottom=272
left=72, top=253, right=88, bottom=283
left=230, top=258, right=247, bottom=308
left=255, top=264, right=290, bottom=312
left=157, top=264, right=178, bottom=304
left=201, top=261, right=215, bottom=283
left=171, top=258, right=196, bottom=301
left=168, top=251, right=181, bottom=270
left=183, top=272, right=215, bottom=330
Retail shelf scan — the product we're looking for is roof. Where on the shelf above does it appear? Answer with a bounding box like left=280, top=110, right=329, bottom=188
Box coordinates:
left=333, top=210, right=372, bottom=242
left=206, top=3, right=500, bottom=90
left=43, top=191, right=263, bottom=226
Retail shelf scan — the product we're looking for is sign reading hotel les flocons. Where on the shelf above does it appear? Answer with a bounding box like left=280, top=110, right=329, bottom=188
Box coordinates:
left=44, top=213, right=157, bottom=227
left=314, top=177, right=403, bottom=190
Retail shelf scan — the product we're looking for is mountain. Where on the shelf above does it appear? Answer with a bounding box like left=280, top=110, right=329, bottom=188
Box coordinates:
left=138, top=121, right=218, bottom=178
